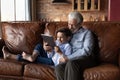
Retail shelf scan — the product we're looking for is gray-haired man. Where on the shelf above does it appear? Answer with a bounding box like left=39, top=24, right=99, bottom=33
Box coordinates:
left=55, top=11, right=97, bottom=80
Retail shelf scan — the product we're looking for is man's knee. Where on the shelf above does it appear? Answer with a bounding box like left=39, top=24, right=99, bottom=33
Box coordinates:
left=55, top=64, right=63, bottom=72
left=55, top=65, right=60, bottom=72
left=66, top=60, right=76, bottom=67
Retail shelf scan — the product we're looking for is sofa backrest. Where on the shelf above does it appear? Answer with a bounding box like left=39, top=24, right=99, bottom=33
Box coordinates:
left=2, top=22, right=45, bottom=55
left=1, top=21, right=120, bottom=65
left=45, top=21, right=120, bottom=65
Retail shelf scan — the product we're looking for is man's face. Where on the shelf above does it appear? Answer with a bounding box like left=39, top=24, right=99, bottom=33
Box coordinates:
left=68, top=19, right=79, bottom=33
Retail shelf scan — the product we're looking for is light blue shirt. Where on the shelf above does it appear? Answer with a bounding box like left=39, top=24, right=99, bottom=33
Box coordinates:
left=47, top=51, right=54, bottom=58
left=52, top=40, right=72, bottom=66
left=67, top=27, right=94, bottom=60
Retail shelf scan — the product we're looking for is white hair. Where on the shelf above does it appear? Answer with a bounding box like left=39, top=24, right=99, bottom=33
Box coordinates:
left=68, top=11, right=83, bottom=24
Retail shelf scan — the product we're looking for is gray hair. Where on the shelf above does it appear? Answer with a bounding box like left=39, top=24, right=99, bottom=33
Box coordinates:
left=68, top=11, right=83, bottom=24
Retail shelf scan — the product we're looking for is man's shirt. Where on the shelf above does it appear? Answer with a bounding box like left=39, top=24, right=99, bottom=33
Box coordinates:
left=67, top=27, right=94, bottom=60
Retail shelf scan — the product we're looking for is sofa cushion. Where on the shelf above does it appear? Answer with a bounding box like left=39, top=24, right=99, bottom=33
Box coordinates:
left=2, top=22, right=45, bottom=54
left=44, top=22, right=68, bottom=39
left=82, top=22, right=120, bottom=64
left=0, top=59, right=24, bottom=76
left=84, top=64, right=120, bottom=80
left=24, top=63, right=56, bottom=80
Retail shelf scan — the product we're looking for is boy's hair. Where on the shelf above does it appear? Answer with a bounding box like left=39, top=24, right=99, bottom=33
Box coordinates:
left=56, top=27, right=72, bottom=37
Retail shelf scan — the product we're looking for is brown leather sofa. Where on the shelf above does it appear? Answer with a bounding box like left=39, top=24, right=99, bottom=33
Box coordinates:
left=0, top=21, right=120, bottom=80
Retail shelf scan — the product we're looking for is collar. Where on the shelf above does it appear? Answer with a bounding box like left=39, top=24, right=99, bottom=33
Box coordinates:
left=73, top=26, right=84, bottom=34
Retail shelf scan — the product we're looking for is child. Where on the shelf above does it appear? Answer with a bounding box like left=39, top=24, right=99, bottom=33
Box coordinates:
left=2, top=27, right=72, bottom=66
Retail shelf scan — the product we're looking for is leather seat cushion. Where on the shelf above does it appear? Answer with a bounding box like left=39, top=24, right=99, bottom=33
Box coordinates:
left=24, top=63, right=56, bottom=79
left=0, top=59, right=24, bottom=76
left=84, top=64, right=120, bottom=80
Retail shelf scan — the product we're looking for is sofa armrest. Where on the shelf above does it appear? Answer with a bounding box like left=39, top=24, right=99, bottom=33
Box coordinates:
left=0, top=38, right=5, bottom=57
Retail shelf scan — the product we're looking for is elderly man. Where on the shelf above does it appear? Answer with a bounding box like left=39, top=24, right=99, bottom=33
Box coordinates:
left=55, top=11, right=97, bottom=80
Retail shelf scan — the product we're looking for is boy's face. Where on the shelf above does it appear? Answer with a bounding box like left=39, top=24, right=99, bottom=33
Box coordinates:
left=43, top=41, right=53, bottom=52
left=56, top=32, right=69, bottom=44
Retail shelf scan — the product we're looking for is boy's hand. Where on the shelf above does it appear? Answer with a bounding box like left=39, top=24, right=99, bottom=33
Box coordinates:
left=54, top=46, right=62, bottom=55
left=59, top=56, right=68, bottom=63
left=43, top=41, right=53, bottom=52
